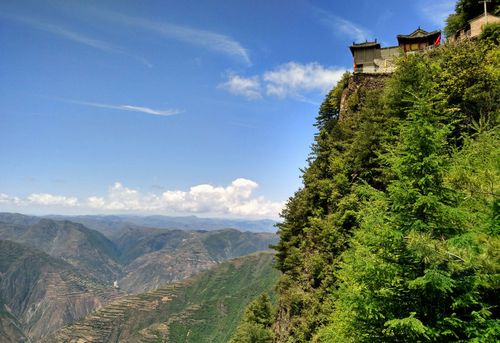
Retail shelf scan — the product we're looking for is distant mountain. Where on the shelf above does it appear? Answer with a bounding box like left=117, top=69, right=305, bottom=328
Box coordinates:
left=44, top=252, right=280, bottom=343
left=116, top=228, right=278, bottom=293
left=0, top=240, right=121, bottom=341
left=0, top=213, right=40, bottom=227
left=45, top=214, right=277, bottom=235
left=0, top=213, right=278, bottom=295
left=0, top=216, right=122, bottom=283
left=111, top=226, right=192, bottom=264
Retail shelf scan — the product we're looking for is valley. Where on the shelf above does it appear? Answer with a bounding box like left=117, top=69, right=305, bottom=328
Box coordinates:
left=44, top=252, right=278, bottom=343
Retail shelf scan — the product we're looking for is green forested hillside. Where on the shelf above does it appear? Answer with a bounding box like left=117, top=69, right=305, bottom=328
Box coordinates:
left=271, top=26, right=499, bottom=342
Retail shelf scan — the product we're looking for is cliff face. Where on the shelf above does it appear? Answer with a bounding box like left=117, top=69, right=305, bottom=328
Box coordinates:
left=273, top=71, right=392, bottom=341
left=339, top=73, right=388, bottom=120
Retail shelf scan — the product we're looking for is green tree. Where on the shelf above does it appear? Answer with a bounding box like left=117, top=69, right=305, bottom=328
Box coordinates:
left=230, top=294, right=275, bottom=343
left=318, top=94, right=499, bottom=342
left=273, top=12, right=500, bottom=342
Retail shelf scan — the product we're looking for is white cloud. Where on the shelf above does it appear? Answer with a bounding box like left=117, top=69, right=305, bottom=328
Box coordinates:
left=314, top=8, right=372, bottom=42
left=0, top=179, right=282, bottom=218
left=67, top=100, right=181, bottom=116
left=418, top=0, right=456, bottom=28
left=85, top=178, right=282, bottom=218
left=263, top=62, right=345, bottom=97
left=0, top=193, right=24, bottom=205
left=219, top=62, right=346, bottom=99
left=217, top=74, right=261, bottom=99
left=28, top=193, right=79, bottom=207
left=97, top=11, right=251, bottom=65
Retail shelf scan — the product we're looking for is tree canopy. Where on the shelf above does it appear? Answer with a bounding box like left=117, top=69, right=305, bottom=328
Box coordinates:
left=272, top=22, right=499, bottom=343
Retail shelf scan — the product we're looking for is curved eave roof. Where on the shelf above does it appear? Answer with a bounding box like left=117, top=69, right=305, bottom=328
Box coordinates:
left=397, top=28, right=440, bottom=43
left=349, top=42, right=381, bottom=55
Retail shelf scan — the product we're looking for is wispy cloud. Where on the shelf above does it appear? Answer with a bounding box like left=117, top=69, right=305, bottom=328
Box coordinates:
left=8, top=15, right=152, bottom=67
left=217, top=73, right=261, bottom=99
left=93, top=10, right=251, bottom=66
left=417, top=0, right=456, bottom=28
left=1, top=192, right=79, bottom=207
left=314, top=7, right=372, bottom=42
left=0, top=179, right=284, bottom=219
left=68, top=100, right=182, bottom=116
left=219, top=62, right=347, bottom=100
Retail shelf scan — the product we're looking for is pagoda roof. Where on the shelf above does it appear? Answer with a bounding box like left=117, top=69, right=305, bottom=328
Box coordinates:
left=349, top=41, right=380, bottom=55
left=397, top=28, right=440, bottom=43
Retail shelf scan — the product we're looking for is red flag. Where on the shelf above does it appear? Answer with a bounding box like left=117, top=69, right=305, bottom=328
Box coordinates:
left=434, top=34, right=441, bottom=46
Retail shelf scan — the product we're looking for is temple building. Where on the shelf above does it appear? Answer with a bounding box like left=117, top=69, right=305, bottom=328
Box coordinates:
left=397, top=28, right=441, bottom=53
left=450, top=12, right=500, bottom=41
left=350, top=28, right=441, bottom=74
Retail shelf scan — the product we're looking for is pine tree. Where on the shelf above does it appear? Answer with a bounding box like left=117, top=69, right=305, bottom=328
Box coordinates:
left=318, top=93, right=499, bottom=342
left=230, top=294, right=275, bottom=343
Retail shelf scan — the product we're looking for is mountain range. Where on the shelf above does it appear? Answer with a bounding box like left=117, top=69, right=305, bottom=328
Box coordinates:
left=45, top=214, right=277, bottom=235
left=0, top=212, right=278, bottom=340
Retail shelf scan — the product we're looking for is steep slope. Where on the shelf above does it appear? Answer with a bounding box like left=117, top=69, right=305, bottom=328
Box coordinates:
left=117, top=228, right=278, bottom=293
left=0, top=300, right=29, bottom=343
left=0, top=217, right=122, bottom=283
left=45, top=252, right=280, bottom=343
left=0, top=240, right=121, bottom=340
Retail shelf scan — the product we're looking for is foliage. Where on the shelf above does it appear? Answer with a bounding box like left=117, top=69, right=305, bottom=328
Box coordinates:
left=273, top=17, right=500, bottom=343
left=230, top=294, right=275, bottom=343
left=317, top=94, right=499, bottom=342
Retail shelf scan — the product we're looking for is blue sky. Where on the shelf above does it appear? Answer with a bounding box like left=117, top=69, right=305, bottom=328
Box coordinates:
left=0, top=0, right=455, bottom=218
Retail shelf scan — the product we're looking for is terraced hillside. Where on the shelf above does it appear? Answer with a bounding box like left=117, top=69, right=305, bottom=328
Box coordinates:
left=45, top=252, right=280, bottom=343
left=0, top=240, right=122, bottom=340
